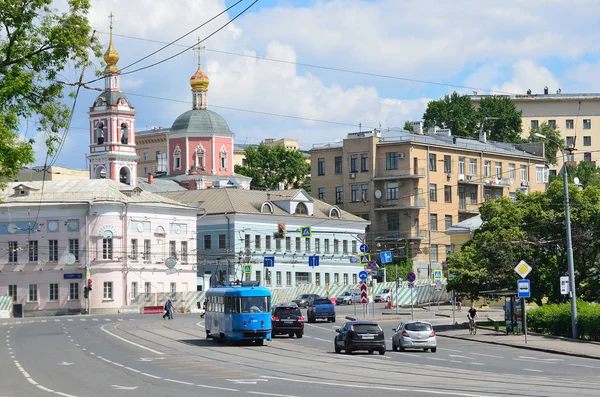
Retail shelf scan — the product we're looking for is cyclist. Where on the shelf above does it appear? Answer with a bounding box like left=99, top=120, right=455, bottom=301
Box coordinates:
left=467, top=306, right=478, bottom=333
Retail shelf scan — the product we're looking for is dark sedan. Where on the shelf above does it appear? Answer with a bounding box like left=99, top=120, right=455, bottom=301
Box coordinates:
left=271, top=304, right=304, bottom=338
left=334, top=320, right=386, bottom=355
left=292, top=293, right=321, bottom=308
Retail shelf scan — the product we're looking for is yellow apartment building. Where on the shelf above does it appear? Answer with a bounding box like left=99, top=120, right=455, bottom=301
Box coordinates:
left=471, top=91, right=600, bottom=174
left=309, top=127, right=547, bottom=280
left=234, top=138, right=308, bottom=167
left=7, top=166, right=89, bottom=182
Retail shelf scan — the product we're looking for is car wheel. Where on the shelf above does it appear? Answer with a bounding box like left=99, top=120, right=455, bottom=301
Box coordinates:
left=334, top=343, right=341, bottom=354
left=255, top=339, right=264, bottom=346
left=399, top=344, right=405, bottom=352
left=296, top=331, right=303, bottom=339
left=392, top=341, right=398, bottom=352
left=331, top=317, right=336, bottom=323
left=431, top=347, right=437, bottom=353
left=288, top=332, right=294, bottom=338
left=379, top=348, right=386, bottom=355
left=347, top=300, right=352, bottom=305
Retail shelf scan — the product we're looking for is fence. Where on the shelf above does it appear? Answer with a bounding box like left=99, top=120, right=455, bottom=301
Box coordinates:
left=0, top=296, right=13, bottom=318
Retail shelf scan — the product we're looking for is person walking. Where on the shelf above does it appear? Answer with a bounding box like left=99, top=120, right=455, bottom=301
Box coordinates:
left=166, top=298, right=174, bottom=319
left=162, top=299, right=170, bottom=319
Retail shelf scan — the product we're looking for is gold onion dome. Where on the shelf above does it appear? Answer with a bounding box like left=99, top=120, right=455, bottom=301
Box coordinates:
left=104, top=25, right=120, bottom=74
left=190, top=66, right=209, bottom=90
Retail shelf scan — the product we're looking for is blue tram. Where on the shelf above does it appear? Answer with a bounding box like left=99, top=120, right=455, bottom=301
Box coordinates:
left=204, top=282, right=272, bottom=344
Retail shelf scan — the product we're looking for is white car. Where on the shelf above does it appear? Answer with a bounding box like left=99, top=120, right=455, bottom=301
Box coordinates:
left=391, top=320, right=437, bottom=352
left=374, top=288, right=391, bottom=302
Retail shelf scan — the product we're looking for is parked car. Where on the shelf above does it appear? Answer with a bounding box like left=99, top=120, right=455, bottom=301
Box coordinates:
left=336, top=291, right=361, bottom=305
left=307, top=298, right=336, bottom=323
left=391, top=320, right=437, bottom=352
left=334, top=320, right=385, bottom=355
left=271, top=303, right=304, bottom=338
left=374, top=288, right=392, bottom=303
left=292, top=293, right=321, bottom=308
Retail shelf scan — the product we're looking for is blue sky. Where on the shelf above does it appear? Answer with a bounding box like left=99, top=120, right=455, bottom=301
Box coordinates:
left=24, top=0, right=600, bottom=168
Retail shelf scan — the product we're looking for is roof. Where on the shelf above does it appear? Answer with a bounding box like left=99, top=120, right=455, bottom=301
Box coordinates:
left=159, top=188, right=369, bottom=223
left=445, top=215, right=483, bottom=235
left=0, top=179, right=193, bottom=208
left=471, top=93, right=600, bottom=102
left=94, top=91, right=132, bottom=107
left=169, top=109, right=233, bottom=136
left=136, top=177, right=188, bottom=193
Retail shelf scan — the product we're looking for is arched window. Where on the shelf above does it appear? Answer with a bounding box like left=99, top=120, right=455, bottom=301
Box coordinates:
left=329, top=206, right=342, bottom=218
left=295, top=202, right=308, bottom=215
left=97, top=123, right=105, bottom=144
left=220, top=145, right=228, bottom=170
left=195, top=144, right=206, bottom=169
left=120, top=123, right=128, bottom=144
left=173, top=145, right=182, bottom=170
left=119, top=166, right=131, bottom=185
left=261, top=202, right=274, bottom=214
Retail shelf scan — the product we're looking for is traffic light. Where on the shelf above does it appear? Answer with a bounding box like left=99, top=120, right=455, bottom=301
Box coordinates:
left=84, top=286, right=89, bottom=299
left=88, top=279, right=93, bottom=291
left=277, top=223, right=286, bottom=239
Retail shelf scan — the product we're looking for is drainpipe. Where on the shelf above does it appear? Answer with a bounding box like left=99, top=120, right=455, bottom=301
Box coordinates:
left=224, top=212, right=231, bottom=283
left=122, top=202, right=128, bottom=306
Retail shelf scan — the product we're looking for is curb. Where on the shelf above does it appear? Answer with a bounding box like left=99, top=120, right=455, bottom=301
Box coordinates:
left=437, top=333, right=600, bottom=361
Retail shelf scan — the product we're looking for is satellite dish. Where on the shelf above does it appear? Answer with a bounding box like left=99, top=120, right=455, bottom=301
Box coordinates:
left=165, top=257, right=177, bottom=269
left=7, top=223, right=18, bottom=234
left=574, top=177, right=580, bottom=185
left=64, top=253, right=76, bottom=265
left=374, top=190, right=382, bottom=199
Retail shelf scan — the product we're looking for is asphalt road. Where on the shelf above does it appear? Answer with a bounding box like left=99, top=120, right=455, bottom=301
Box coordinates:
left=2, top=314, right=600, bottom=397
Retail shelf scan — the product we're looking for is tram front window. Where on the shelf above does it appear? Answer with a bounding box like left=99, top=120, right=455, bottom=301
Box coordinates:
left=241, top=296, right=269, bottom=313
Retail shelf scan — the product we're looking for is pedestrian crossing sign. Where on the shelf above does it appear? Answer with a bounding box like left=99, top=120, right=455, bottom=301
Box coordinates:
left=358, top=253, right=370, bottom=264
left=433, top=270, right=442, bottom=280
left=243, top=264, right=252, bottom=274
left=301, top=226, right=312, bottom=238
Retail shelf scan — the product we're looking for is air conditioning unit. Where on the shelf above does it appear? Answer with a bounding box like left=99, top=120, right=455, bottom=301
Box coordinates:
left=398, top=152, right=405, bottom=159
left=458, top=174, right=465, bottom=181
left=521, top=180, right=530, bottom=186
left=349, top=173, right=356, bottom=179
left=466, top=175, right=474, bottom=181
left=447, top=172, right=453, bottom=179
left=484, top=179, right=491, bottom=184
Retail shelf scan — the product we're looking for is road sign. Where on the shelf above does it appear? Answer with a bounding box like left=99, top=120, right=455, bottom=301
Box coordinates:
left=367, top=260, right=378, bottom=270
left=358, top=270, right=368, bottom=281
left=243, top=264, right=252, bottom=274
left=408, top=282, right=415, bottom=288
left=433, top=270, right=442, bottom=281
left=360, top=244, right=369, bottom=253
left=264, top=256, right=275, bottom=268
left=359, top=281, right=368, bottom=304
left=300, top=226, right=312, bottom=238
left=407, top=272, right=416, bottom=283
left=435, top=280, right=442, bottom=290
left=422, top=247, right=429, bottom=255
left=560, top=276, right=570, bottom=295
left=308, top=255, right=320, bottom=267
left=514, top=260, right=532, bottom=279
left=518, top=279, right=531, bottom=298
left=380, top=251, right=392, bottom=263
left=448, top=272, right=456, bottom=280
left=349, top=256, right=359, bottom=264
left=358, top=253, right=370, bottom=264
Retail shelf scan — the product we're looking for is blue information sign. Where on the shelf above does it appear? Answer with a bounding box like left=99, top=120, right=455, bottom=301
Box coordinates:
left=518, top=279, right=531, bottom=298
left=407, top=272, right=416, bottom=283
left=360, top=244, right=369, bottom=253
left=264, top=256, right=275, bottom=268
left=308, top=255, right=320, bottom=267
left=380, top=251, right=392, bottom=264
left=358, top=270, right=368, bottom=281
left=63, top=273, right=83, bottom=279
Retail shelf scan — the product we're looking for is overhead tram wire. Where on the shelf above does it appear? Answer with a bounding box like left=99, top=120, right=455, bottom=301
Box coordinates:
left=81, top=0, right=259, bottom=87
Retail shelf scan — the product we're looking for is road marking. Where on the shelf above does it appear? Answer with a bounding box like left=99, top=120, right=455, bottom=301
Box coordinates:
left=311, top=337, right=330, bottom=342
left=514, top=358, right=558, bottom=364
left=59, top=362, right=74, bottom=366
left=124, top=367, right=141, bottom=373
left=518, top=356, right=563, bottom=362
left=141, top=372, right=162, bottom=379
left=118, top=319, right=124, bottom=322
left=54, top=319, right=60, bottom=322
left=439, top=348, right=463, bottom=353
left=524, top=368, right=543, bottom=373
left=569, top=363, right=600, bottom=369
left=67, top=319, right=73, bottom=322
left=138, top=357, right=165, bottom=362
left=164, top=378, right=194, bottom=385
left=247, top=392, right=299, bottom=397
left=469, top=362, right=485, bottom=366
left=227, top=379, right=269, bottom=385
left=80, top=319, right=86, bottom=322
left=196, top=322, right=205, bottom=328
left=105, top=319, right=111, bottom=321
left=100, top=324, right=164, bottom=355
left=450, top=360, right=463, bottom=363
left=93, top=319, right=99, bottom=321
left=37, top=385, right=54, bottom=392
left=449, top=354, right=476, bottom=360
left=471, top=353, right=503, bottom=359
left=427, top=357, right=448, bottom=361
left=111, top=385, right=138, bottom=390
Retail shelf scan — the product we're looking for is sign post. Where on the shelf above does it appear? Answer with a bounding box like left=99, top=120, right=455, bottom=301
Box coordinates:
left=560, top=276, right=570, bottom=295
left=407, top=272, right=416, bottom=320
left=516, top=261, right=532, bottom=344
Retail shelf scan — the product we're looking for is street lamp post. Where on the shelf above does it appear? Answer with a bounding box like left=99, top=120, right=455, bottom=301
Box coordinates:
left=534, top=133, right=578, bottom=339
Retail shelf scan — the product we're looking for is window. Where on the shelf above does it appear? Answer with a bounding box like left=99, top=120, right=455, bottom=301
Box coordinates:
left=351, top=185, right=359, bottom=202
left=325, top=273, right=330, bottom=285
left=584, top=136, right=591, bottom=146
left=204, top=235, right=211, bottom=250
left=536, top=165, right=548, bottom=183
left=584, top=152, right=592, bottom=162
left=167, top=282, right=175, bottom=293
left=430, top=245, right=438, bottom=261
left=387, top=213, right=400, bottom=231
left=566, top=136, right=574, bottom=147
left=350, top=154, right=358, bottom=172
left=255, top=235, right=261, bottom=250
left=343, top=240, right=348, bottom=254
left=315, top=239, right=320, bottom=253
left=318, top=158, right=325, bottom=175
left=531, top=120, right=539, bottom=129
left=256, top=270, right=262, bottom=283
left=142, top=239, right=151, bottom=260
left=520, top=165, right=527, bottom=181
left=28, top=284, right=37, bottom=302
left=566, top=119, right=574, bottom=129
left=173, top=145, right=181, bottom=170
left=445, top=215, right=453, bottom=230
left=318, top=187, right=326, bottom=200
left=220, top=147, right=228, bottom=169
left=286, top=271, right=292, bottom=286
left=102, top=239, right=113, bottom=260
left=69, top=239, right=79, bottom=261
left=145, top=282, right=151, bottom=294
left=508, top=164, right=515, bottom=180
left=276, top=238, right=281, bottom=252
left=469, top=159, right=477, bottom=176
left=484, top=161, right=491, bottom=177
left=244, top=234, right=250, bottom=249
left=49, top=283, right=59, bottom=301
left=276, top=271, right=282, bottom=286
left=335, top=156, right=343, bottom=174
left=335, top=186, right=344, bottom=204
left=324, top=239, right=330, bottom=253
left=103, top=282, right=113, bottom=300
left=130, top=239, right=138, bottom=259
left=446, top=244, right=456, bottom=255
left=495, top=162, right=502, bottom=179
left=458, top=157, right=465, bottom=175
left=29, top=240, right=38, bottom=262
left=583, top=119, right=591, bottom=129
left=444, top=185, right=452, bottom=203
left=567, top=153, right=575, bottom=162
left=9, top=285, right=17, bottom=302
left=266, top=235, right=271, bottom=250
left=361, top=184, right=369, bottom=201
left=169, top=241, right=176, bottom=258
left=131, top=282, right=138, bottom=299
left=386, top=152, right=398, bottom=170
left=334, top=273, right=340, bottom=284
left=386, top=182, right=399, bottom=200
left=548, top=120, right=556, bottom=128
left=352, top=241, right=357, bottom=254
left=286, top=237, right=291, bottom=251
left=430, top=214, right=438, bottom=231
left=429, top=153, right=437, bottom=171
left=334, top=239, right=340, bottom=254
left=143, top=152, right=148, bottom=161
left=343, top=274, right=348, bottom=285
left=443, top=155, right=451, bottom=173
left=469, top=187, right=477, bottom=203
left=181, top=241, right=188, bottom=262
left=305, top=238, right=311, bottom=252
left=296, top=237, right=301, bottom=251
left=361, top=154, right=368, bottom=172
left=429, top=183, right=437, bottom=202
left=9, top=241, right=17, bottom=263
left=49, top=240, right=58, bottom=262
left=315, top=273, right=320, bottom=286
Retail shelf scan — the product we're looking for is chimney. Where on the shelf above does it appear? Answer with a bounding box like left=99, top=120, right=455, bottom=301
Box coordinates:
left=148, top=173, right=154, bottom=184
left=544, top=86, right=549, bottom=95
left=479, top=130, right=487, bottom=143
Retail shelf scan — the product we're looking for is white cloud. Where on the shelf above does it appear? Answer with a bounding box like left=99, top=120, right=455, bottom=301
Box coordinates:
left=491, top=60, right=561, bottom=95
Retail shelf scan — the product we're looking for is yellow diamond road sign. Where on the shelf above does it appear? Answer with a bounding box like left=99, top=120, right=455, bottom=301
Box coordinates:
left=514, top=260, right=532, bottom=279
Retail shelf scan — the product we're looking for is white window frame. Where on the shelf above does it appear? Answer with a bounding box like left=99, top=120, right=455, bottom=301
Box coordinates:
left=508, top=164, right=515, bottom=180
left=28, top=284, right=37, bottom=302
left=484, top=161, right=491, bottom=177
left=49, top=283, right=59, bottom=301
left=103, top=281, right=113, bottom=300
left=536, top=166, right=548, bottom=183
left=69, top=283, right=79, bottom=300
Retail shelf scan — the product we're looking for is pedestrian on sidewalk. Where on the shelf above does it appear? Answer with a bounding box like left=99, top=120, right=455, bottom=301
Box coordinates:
left=162, top=298, right=174, bottom=319
left=456, top=295, right=462, bottom=312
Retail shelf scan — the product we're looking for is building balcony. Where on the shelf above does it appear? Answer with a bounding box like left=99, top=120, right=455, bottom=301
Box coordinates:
left=457, top=174, right=482, bottom=185
left=482, top=177, right=512, bottom=188
left=375, top=229, right=428, bottom=241
left=375, top=196, right=426, bottom=211
left=374, top=167, right=426, bottom=181
left=459, top=200, right=480, bottom=214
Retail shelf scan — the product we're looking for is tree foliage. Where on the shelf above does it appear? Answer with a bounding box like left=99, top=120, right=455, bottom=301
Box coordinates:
left=234, top=143, right=311, bottom=190
left=423, top=92, right=478, bottom=137
left=0, top=0, right=99, bottom=186
left=477, top=96, right=523, bottom=143
left=403, top=120, right=414, bottom=132
left=529, top=121, right=564, bottom=166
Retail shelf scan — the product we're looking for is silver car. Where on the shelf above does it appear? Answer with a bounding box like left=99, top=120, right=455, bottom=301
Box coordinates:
left=391, top=320, right=437, bottom=352
left=374, top=288, right=391, bottom=302
left=336, top=291, right=361, bottom=305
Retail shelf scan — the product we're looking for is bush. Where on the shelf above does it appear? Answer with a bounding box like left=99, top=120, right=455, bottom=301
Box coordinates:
left=526, top=300, right=600, bottom=341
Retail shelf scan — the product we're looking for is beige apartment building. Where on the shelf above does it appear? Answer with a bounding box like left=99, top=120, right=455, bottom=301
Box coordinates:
left=310, top=127, right=547, bottom=279
left=6, top=166, right=89, bottom=182
left=135, top=127, right=169, bottom=177
left=234, top=138, right=305, bottom=167
left=471, top=91, right=600, bottom=174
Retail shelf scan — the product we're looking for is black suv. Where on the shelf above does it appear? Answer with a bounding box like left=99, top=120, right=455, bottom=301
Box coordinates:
left=334, top=321, right=385, bottom=355
left=271, top=304, right=305, bottom=338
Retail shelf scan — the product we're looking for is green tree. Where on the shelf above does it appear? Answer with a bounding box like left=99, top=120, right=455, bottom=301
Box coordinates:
left=403, top=120, right=414, bottom=132
left=423, top=92, right=479, bottom=137
left=0, top=0, right=99, bottom=187
left=234, top=143, right=311, bottom=190
left=477, top=96, right=523, bottom=143
left=529, top=121, right=565, bottom=166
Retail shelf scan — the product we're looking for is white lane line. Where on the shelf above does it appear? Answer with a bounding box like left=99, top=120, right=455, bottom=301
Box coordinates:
left=397, top=353, right=421, bottom=358
left=93, top=319, right=99, bottom=321
left=450, top=360, right=463, bottom=363
left=449, top=354, right=476, bottom=360
left=311, top=337, right=330, bottom=342
left=469, top=362, right=485, bottom=366
left=514, top=358, right=557, bottom=364
left=100, top=324, right=164, bottom=355
left=164, top=378, right=194, bottom=385
left=105, top=319, right=111, bottom=321
left=118, top=319, right=124, bottom=322
left=141, top=372, right=162, bottom=379
left=67, top=319, right=73, bottom=322
left=54, top=319, right=60, bottom=322
left=26, top=378, right=38, bottom=385
left=124, top=366, right=141, bottom=373
left=196, top=322, right=205, bottom=328
left=80, top=319, right=86, bottom=322
left=524, top=368, right=543, bottom=373
left=41, top=320, right=47, bottom=323
left=569, top=363, right=600, bottom=369
left=55, top=393, right=78, bottom=397
left=471, top=353, right=503, bottom=359
left=194, top=384, right=239, bottom=392
left=37, top=385, right=54, bottom=392
left=247, top=392, right=300, bottom=397
left=439, top=348, right=463, bottom=353
left=427, top=357, right=448, bottom=361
